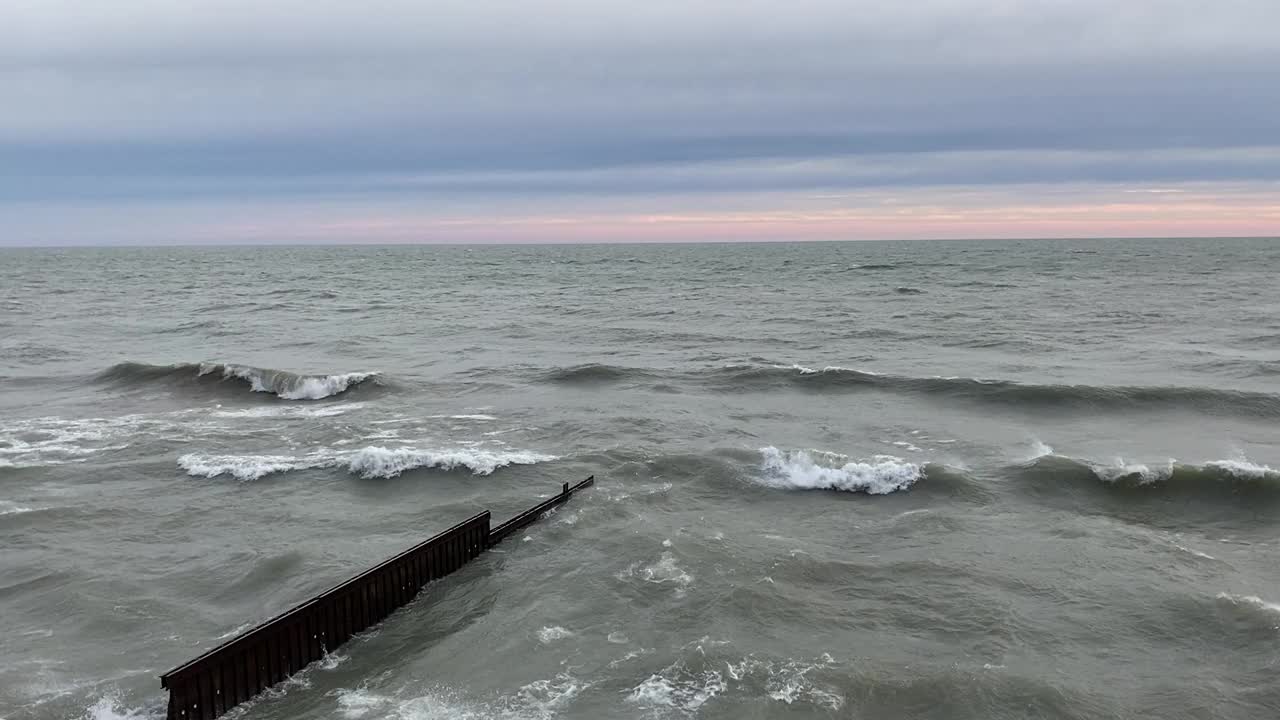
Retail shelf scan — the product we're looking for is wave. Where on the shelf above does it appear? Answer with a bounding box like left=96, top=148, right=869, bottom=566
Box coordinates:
left=530, top=362, right=1280, bottom=417
left=1216, top=593, right=1280, bottom=624
left=0, top=500, right=36, bottom=516
left=539, top=363, right=654, bottom=384
left=1015, top=445, right=1280, bottom=498
left=178, top=453, right=329, bottom=481
left=178, top=446, right=556, bottom=481
left=345, top=446, right=556, bottom=478
left=709, top=365, right=1280, bottom=418
left=894, top=286, right=925, bottom=295
left=840, top=263, right=898, bottom=271
left=94, top=361, right=380, bottom=400
left=756, top=446, right=923, bottom=495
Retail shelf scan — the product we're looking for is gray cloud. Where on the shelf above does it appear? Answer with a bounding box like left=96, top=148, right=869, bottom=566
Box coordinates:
left=2, top=0, right=1278, bottom=241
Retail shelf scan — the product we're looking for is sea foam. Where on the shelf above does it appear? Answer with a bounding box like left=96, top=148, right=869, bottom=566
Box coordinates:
left=180, top=446, right=557, bottom=481
left=345, top=446, right=556, bottom=478
left=757, top=446, right=922, bottom=494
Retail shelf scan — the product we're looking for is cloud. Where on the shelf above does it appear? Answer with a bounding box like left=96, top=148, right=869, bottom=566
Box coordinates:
left=1, top=0, right=1277, bottom=242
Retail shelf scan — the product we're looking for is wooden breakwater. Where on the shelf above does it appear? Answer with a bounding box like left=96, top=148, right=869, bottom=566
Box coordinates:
left=159, top=477, right=594, bottom=720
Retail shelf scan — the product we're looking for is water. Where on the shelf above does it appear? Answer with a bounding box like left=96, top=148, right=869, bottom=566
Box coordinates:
left=2, top=237, right=1278, bottom=720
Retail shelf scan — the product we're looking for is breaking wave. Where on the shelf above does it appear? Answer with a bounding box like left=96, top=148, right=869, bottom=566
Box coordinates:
left=94, top=361, right=381, bottom=400
left=345, top=446, right=556, bottom=478
left=1016, top=443, right=1280, bottom=497
left=179, top=446, right=557, bottom=481
left=178, top=453, right=330, bottom=482
left=1216, top=593, right=1280, bottom=627
left=756, top=446, right=923, bottom=495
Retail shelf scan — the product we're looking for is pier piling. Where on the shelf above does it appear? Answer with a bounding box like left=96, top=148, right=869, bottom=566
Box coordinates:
left=159, top=476, right=594, bottom=719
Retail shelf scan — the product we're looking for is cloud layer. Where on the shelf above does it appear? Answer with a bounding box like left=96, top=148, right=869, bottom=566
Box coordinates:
left=2, top=0, right=1277, bottom=243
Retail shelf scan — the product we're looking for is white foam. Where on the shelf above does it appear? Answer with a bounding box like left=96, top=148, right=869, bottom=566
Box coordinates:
left=758, top=447, right=922, bottom=494
left=0, top=500, right=35, bottom=516
left=335, top=674, right=581, bottom=720
left=1217, top=592, right=1280, bottom=615
left=628, top=670, right=725, bottom=712
left=1090, top=458, right=1175, bottom=485
left=1026, top=440, right=1056, bottom=461
left=208, top=363, right=376, bottom=400
left=778, top=363, right=881, bottom=376
left=210, top=404, right=361, bottom=419
left=215, top=621, right=257, bottom=640
left=179, top=446, right=556, bottom=481
left=1204, top=459, right=1277, bottom=479
left=0, top=415, right=141, bottom=466
left=318, top=650, right=349, bottom=670
left=1174, top=544, right=1216, bottom=560
left=536, top=625, right=574, bottom=644
left=178, top=453, right=330, bottom=482
left=621, top=551, right=694, bottom=595
left=345, top=447, right=556, bottom=478
left=727, top=654, right=843, bottom=710
left=84, top=694, right=152, bottom=720
left=278, top=373, right=376, bottom=400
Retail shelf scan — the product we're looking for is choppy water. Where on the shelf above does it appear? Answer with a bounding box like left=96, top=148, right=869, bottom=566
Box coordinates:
left=2, top=238, right=1279, bottom=720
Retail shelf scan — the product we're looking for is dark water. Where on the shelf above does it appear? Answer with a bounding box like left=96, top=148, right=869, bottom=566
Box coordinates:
left=2, top=238, right=1279, bottom=720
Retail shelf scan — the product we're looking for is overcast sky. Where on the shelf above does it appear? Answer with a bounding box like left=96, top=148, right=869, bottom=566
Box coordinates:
left=2, top=0, right=1277, bottom=244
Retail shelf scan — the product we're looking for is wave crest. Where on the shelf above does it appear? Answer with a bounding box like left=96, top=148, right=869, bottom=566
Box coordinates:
left=1216, top=592, right=1280, bottom=625
left=1017, top=446, right=1279, bottom=497
left=757, top=446, right=922, bottom=495
left=345, top=446, right=556, bottom=478
left=95, top=361, right=380, bottom=400
left=179, top=445, right=557, bottom=481
left=710, top=365, right=1280, bottom=418
left=540, top=363, right=651, bottom=384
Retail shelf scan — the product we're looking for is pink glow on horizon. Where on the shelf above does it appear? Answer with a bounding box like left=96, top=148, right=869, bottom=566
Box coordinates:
left=203, top=194, right=1280, bottom=243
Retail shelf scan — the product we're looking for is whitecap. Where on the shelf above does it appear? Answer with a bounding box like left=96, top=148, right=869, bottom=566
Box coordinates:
left=178, top=446, right=556, bottom=481
left=1025, top=439, right=1056, bottom=461
left=620, top=551, right=694, bottom=595
left=0, top=500, right=36, bottom=516
left=204, top=363, right=377, bottom=400
left=178, top=453, right=331, bottom=482
left=1089, top=458, right=1175, bottom=485
left=627, top=670, right=725, bottom=713
left=1203, top=459, right=1277, bottom=479
left=757, top=446, right=922, bottom=494
left=83, top=694, right=152, bottom=720
left=1217, top=592, right=1280, bottom=617
left=536, top=625, right=574, bottom=644
left=1174, top=544, right=1216, bottom=560
left=776, top=363, right=881, bottom=377
left=344, top=447, right=557, bottom=478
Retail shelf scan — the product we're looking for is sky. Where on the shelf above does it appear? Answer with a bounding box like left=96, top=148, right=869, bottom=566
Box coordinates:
left=2, top=0, right=1278, bottom=245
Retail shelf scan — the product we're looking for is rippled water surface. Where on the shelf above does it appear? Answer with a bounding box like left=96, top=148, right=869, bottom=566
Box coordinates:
left=2, top=238, right=1279, bottom=719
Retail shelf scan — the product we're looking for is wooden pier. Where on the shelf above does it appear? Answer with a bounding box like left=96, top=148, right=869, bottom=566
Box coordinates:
left=159, top=477, right=594, bottom=719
